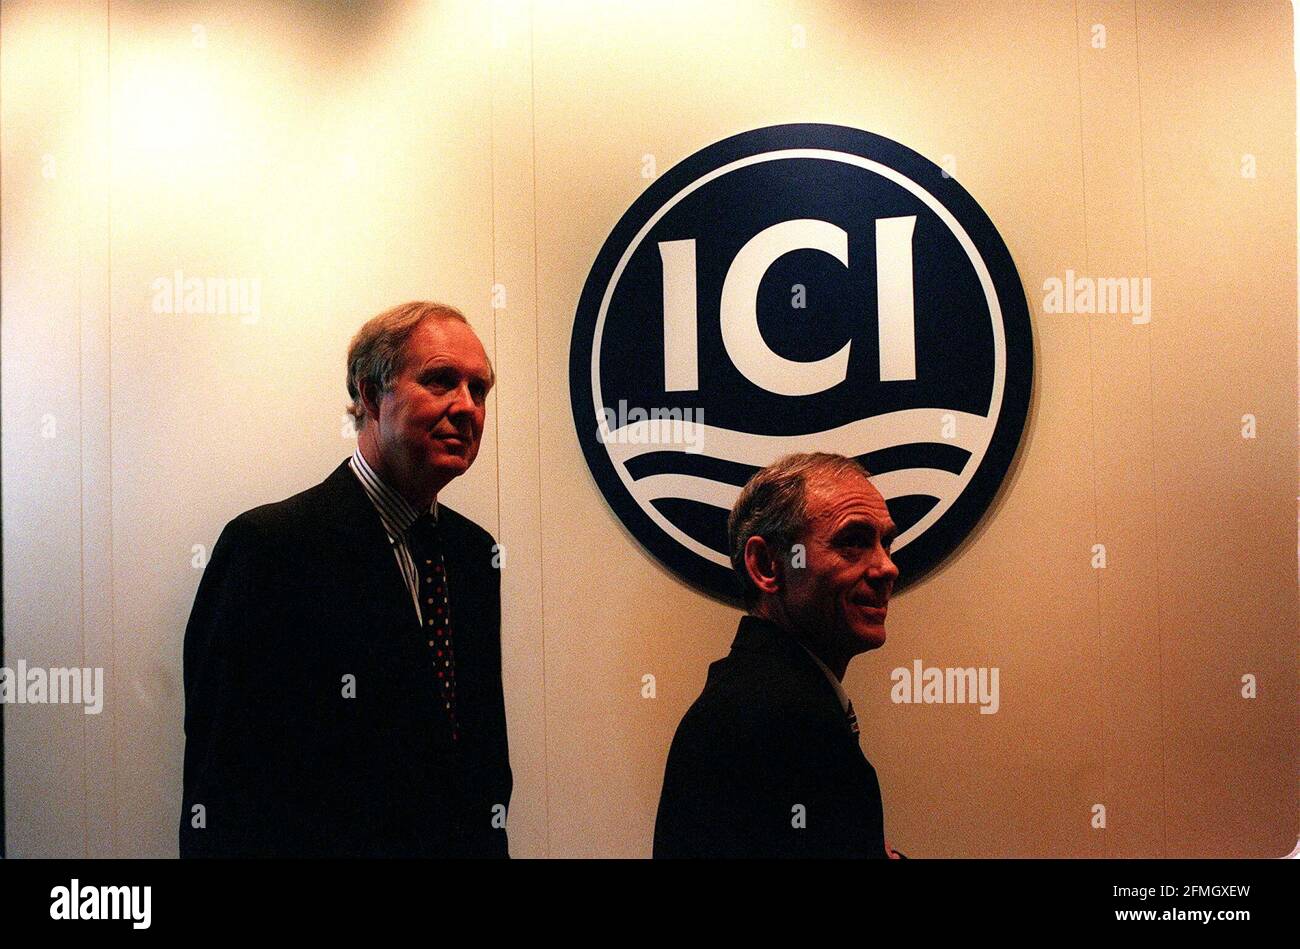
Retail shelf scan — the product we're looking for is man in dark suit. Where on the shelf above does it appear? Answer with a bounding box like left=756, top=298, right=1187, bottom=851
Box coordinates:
left=654, top=452, right=903, bottom=859
left=180, top=301, right=511, bottom=857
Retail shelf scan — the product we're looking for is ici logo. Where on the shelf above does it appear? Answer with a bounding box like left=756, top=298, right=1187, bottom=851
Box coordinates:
left=570, top=124, right=1034, bottom=600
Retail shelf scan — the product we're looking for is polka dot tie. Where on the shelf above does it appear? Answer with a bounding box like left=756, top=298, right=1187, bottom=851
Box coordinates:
left=409, top=512, right=457, bottom=742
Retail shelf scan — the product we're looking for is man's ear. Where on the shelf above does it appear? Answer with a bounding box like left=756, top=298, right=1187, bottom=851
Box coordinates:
left=358, top=377, right=384, bottom=425
left=743, top=535, right=783, bottom=596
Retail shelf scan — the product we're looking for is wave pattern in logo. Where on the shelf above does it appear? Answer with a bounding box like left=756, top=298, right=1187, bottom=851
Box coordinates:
left=602, top=408, right=990, bottom=568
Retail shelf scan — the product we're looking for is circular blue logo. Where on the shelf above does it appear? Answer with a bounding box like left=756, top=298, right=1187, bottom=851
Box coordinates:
left=570, top=124, right=1033, bottom=600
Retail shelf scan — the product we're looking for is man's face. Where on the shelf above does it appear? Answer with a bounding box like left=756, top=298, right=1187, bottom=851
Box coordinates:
left=372, top=318, right=492, bottom=494
left=780, top=471, right=899, bottom=654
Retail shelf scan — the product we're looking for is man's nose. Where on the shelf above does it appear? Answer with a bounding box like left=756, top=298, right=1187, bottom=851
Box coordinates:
left=869, top=544, right=899, bottom=583
left=446, top=380, right=477, bottom=416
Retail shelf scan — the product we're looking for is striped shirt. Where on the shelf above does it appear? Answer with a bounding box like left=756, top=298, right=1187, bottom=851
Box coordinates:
left=348, top=447, right=440, bottom=625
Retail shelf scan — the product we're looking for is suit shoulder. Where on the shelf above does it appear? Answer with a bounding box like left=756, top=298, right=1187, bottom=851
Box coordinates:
left=701, top=650, right=818, bottom=714
left=674, top=651, right=834, bottom=752
left=225, top=469, right=342, bottom=539
left=672, top=668, right=776, bottom=747
left=240, top=483, right=326, bottom=525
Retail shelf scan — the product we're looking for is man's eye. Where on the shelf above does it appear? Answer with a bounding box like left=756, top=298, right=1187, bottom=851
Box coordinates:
left=423, top=372, right=454, bottom=390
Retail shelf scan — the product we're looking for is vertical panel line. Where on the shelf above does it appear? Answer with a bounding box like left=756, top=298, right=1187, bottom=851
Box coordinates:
left=78, top=0, right=89, bottom=859
left=1073, top=0, right=1108, bottom=858
left=1131, top=0, right=1167, bottom=858
left=526, top=0, right=552, bottom=860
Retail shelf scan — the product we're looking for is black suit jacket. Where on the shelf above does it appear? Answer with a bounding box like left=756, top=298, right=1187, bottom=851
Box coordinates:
left=180, top=459, right=512, bottom=857
left=653, top=615, right=887, bottom=858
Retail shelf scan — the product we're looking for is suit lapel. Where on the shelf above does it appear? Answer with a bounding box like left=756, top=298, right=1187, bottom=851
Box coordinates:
left=318, top=459, right=423, bottom=636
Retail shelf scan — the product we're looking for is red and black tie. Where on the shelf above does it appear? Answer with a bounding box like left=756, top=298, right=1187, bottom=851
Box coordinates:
left=409, top=512, right=458, bottom=742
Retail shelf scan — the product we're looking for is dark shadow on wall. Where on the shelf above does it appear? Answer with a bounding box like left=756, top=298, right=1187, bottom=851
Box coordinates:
left=1, top=89, right=6, bottom=854
left=1, top=121, right=6, bottom=859
left=1, top=488, right=5, bottom=861
left=1, top=285, right=5, bottom=862
left=1, top=206, right=5, bottom=862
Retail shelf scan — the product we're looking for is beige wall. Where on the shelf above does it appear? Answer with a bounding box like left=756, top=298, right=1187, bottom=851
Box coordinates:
left=2, top=0, right=1295, bottom=858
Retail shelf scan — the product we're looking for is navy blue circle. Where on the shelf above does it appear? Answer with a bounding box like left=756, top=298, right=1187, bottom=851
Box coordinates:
left=570, top=124, right=1033, bottom=602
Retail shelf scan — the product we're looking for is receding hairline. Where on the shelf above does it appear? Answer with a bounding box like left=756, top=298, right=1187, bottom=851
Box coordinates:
left=399, top=312, right=496, bottom=386
left=801, top=469, right=895, bottom=533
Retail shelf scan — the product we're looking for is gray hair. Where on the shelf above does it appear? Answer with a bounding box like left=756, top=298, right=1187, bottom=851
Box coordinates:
left=727, top=452, right=874, bottom=607
left=345, top=301, right=488, bottom=431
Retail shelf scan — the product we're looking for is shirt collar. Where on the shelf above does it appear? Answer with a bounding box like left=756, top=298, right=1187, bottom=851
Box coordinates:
left=348, top=447, right=437, bottom=543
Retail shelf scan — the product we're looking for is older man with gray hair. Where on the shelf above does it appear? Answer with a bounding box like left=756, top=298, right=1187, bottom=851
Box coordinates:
left=181, top=301, right=511, bottom=857
left=654, top=452, right=903, bottom=858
